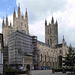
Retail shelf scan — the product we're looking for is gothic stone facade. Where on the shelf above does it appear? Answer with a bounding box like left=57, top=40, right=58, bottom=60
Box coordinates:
left=37, top=41, right=58, bottom=68
left=37, top=38, right=68, bottom=68
left=44, top=17, right=68, bottom=68
left=2, top=3, right=29, bottom=46
left=2, top=3, right=69, bottom=68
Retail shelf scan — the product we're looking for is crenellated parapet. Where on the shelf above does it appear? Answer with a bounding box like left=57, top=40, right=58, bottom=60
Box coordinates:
left=45, top=17, right=58, bottom=27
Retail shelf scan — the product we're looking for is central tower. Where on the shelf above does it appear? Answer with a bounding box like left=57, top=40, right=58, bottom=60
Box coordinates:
left=2, top=3, right=29, bottom=46
left=13, top=3, right=29, bottom=34
left=45, top=17, right=58, bottom=48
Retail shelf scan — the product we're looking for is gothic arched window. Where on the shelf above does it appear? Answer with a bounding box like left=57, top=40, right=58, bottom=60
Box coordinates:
left=50, top=28, right=51, bottom=34
left=50, top=39, right=52, bottom=45
left=40, top=54, right=42, bottom=62
left=45, top=55, right=46, bottom=62
left=48, top=28, right=49, bottom=34
left=60, top=50, right=62, bottom=54
left=48, top=39, right=49, bottom=45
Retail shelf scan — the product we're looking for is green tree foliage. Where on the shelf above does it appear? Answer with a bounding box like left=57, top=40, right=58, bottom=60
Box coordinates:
left=63, top=47, right=75, bottom=67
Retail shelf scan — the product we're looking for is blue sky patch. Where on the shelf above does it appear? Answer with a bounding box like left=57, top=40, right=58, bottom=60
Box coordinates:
left=0, top=0, right=17, bottom=18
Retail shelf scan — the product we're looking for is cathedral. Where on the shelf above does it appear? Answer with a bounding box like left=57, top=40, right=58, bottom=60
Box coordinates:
left=2, top=3, right=69, bottom=69
left=37, top=17, right=68, bottom=68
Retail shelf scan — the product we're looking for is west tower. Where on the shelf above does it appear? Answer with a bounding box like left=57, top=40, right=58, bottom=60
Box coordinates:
left=45, top=17, right=58, bottom=48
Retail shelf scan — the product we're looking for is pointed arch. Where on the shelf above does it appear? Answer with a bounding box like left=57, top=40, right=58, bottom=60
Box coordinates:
left=48, top=39, right=49, bottom=45
left=48, top=28, right=49, bottom=34
left=50, top=27, right=51, bottom=34
left=50, top=39, right=52, bottom=45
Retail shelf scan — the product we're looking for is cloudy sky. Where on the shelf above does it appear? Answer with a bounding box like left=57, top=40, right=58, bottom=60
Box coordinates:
left=0, top=0, right=75, bottom=47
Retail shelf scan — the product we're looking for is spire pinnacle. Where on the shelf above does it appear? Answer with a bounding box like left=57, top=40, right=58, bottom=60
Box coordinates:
left=3, top=17, right=4, bottom=22
left=45, top=19, right=47, bottom=26
left=10, top=21, right=12, bottom=27
left=13, top=7, right=16, bottom=18
left=62, top=35, right=65, bottom=42
left=56, top=20, right=58, bottom=24
left=3, top=17, right=4, bottom=23
left=2, top=17, right=5, bottom=28
left=51, top=16, right=54, bottom=24
left=70, top=43, right=72, bottom=48
left=25, top=8, right=28, bottom=17
left=52, top=16, right=53, bottom=19
left=6, top=14, right=8, bottom=26
left=18, top=3, right=20, bottom=18
left=56, top=20, right=58, bottom=27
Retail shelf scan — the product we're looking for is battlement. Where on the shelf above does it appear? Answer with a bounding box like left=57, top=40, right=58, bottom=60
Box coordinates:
left=45, top=16, right=58, bottom=26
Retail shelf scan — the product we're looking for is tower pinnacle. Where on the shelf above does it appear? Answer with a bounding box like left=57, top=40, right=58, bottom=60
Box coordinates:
left=13, top=7, right=16, bottom=18
left=25, top=8, right=28, bottom=22
left=2, top=17, right=4, bottom=28
left=25, top=8, right=28, bottom=17
left=51, top=16, right=54, bottom=24
left=45, top=19, right=47, bottom=26
left=6, top=14, right=8, bottom=26
left=56, top=20, right=58, bottom=25
left=10, top=21, right=12, bottom=27
left=62, top=35, right=65, bottom=43
left=18, top=3, right=20, bottom=18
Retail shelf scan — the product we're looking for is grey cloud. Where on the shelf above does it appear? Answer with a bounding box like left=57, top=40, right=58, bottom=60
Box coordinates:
left=59, top=24, right=75, bottom=47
